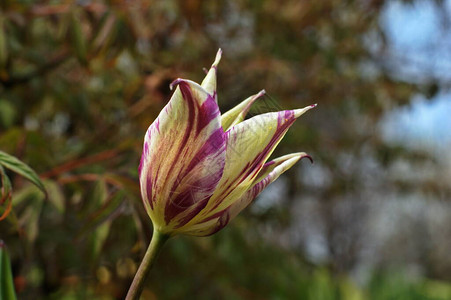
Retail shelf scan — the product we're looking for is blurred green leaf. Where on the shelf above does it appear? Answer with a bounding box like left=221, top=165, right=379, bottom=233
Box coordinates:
left=78, top=188, right=124, bottom=241
left=44, top=180, right=65, bottom=214
left=0, top=241, right=17, bottom=300
left=91, top=179, right=110, bottom=259
left=69, top=8, right=88, bottom=65
left=13, top=185, right=45, bottom=243
left=0, top=14, right=8, bottom=69
left=0, top=150, right=46, bottom=195
left=0, top=100, right=16, bottom=128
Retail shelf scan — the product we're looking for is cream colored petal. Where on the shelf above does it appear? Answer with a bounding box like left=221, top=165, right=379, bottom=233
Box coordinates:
left=198, top=104, right=316, bottom=219
left=228, top=152, right=312, bottom=220
left=139, top=79, right=226, bottom=234
left=201, top=49, right=222, bottom=99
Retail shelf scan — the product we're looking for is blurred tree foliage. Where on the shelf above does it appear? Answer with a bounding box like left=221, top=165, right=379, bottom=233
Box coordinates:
left=0, top=0, right=450, bottom=299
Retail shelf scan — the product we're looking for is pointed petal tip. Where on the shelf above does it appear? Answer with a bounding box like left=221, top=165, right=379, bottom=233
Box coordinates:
left=250, top=89, right=266, bottom=103
left=212, top=48, right=222, bottom=67
left=268, top=152, right=313, bottom=166
left=235, top=89, right=267, bottom=121
left=294, top=103, right=317, bottom=118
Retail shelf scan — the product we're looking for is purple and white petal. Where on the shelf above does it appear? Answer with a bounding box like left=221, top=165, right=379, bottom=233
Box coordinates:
left=139, top=79, right=226, bottom=234
left=198, top=104, right=316, bottom=218
left=227, top=152, right=312, bottom=220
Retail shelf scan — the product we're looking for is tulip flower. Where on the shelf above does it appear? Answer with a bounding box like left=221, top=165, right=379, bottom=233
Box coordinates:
left=126, top=49, right=315, bottom=299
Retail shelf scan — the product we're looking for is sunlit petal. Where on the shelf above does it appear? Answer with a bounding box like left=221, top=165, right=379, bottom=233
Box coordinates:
left=197, top=105, right=316, bottom=218
left=139, top=79, right=226, bottom=233
left=201, top=49, right=222, bottom=100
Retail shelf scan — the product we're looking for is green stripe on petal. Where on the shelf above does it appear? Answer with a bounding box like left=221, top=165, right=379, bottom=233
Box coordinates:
left=221, top=90, right=266, bottom=131
left=201, top=49, right=222, bottom=98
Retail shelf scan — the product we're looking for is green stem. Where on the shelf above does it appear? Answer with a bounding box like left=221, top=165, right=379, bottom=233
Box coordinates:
left=125, top=230, right=169, bottom=300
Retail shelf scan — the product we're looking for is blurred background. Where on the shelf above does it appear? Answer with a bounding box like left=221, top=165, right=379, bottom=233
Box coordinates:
left=1, top=0, right=451, bottom=299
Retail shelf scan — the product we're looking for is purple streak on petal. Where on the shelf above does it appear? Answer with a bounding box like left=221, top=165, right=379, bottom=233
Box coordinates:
left=304, top=154, right=313, bottom=164
left=159, top=81, right=196, bottom=193
left=146, top=175, right=154, bottom=209
left=241, top=90, right=266, bottom=119
left=204, top=210, right=230, bottom=236
left=160, top=80, right=225, bottom=225
left=241, top=154, right=314, bottom=211
left=175, top=80, right=220, bottom=135
left=241, top=111, right=295, bottom=178
left=182, top=128, right=225, bottom=176
left=196, top=207, right=229, bottom=226
left=165, top=128, right=226, bottom=226
left=231, top=111, right=295, bottom=186
left=184, top=208, right=230, bottom=236
left=164, top=173, right=220, bottom=225
left=176, top=81, right=196, bottom=150
left=207, top=110, right=297, bottom=212
left=196, top=94, right=220, bottom=134
left=169, top=78, right=182, bottom=90
left=262, top=160, right=275, bottom=168
left=138, top=141, right=149, bottom=178
left=155, top=119, right=160, bottom=133
left=138, top=157, right=144, bottom=179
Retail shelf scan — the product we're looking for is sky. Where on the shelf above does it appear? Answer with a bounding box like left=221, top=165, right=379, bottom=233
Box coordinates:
left=380, top=0, right=451, bottom=152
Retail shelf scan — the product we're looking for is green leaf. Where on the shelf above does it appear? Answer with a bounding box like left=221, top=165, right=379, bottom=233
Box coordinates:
left=0, top=100, right=16, bottom=128
left=77, top=189, right=124, bottom=241
left=13, top=185, right=45, bottom=243
left=0, top=15, right=8, bottom=69
left=69, top=8, right=88, bottom=65
left=0, top=241, right=17, bottom=300
left=0, top=150, right=46, bottom=195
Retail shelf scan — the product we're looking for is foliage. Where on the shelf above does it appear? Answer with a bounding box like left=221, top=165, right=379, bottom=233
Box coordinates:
left=0, top=151, right=46, bottom=220
left=0, top=241, right=17, bottom=300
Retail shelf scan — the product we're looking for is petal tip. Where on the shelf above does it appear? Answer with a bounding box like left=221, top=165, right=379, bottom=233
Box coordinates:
left=294, top=103, right=317, bottom=118
left=169, top=78, right=183, bottom=90
left=212, top=48, right=222, bottom=67
left=302, top=154, right=314, bottom=164
left=251, top=89, right=266, bottom=104
left=257, top=89, right=266, bottom=97
left=291, top=152, right=313, bottom=164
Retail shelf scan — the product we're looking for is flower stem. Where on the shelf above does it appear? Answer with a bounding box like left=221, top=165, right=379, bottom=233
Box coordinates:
left=125, top=230, right=169, bottom=300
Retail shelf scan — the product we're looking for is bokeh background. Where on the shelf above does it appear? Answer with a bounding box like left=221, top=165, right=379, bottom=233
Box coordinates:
left=1, top=0, right=451, bottom=299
